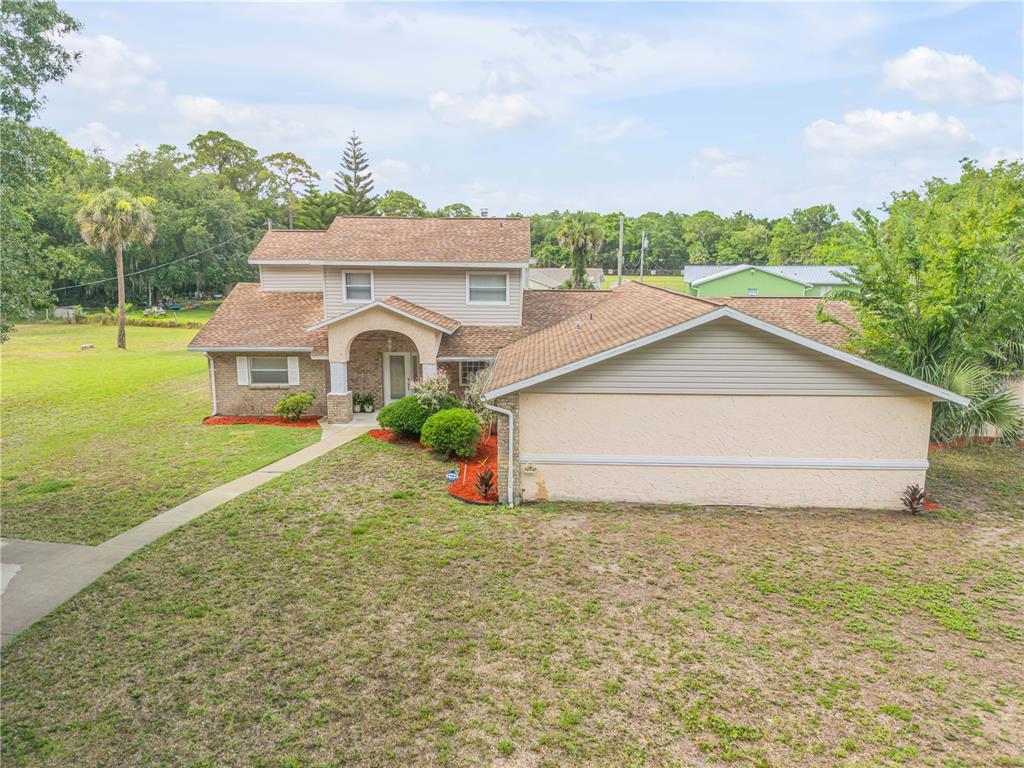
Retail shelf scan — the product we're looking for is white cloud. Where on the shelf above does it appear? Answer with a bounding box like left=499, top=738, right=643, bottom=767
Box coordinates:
left=883, top=47, right=1023, bottom=105
left=693, top=147, right=752, bottom=179
left=804, top=109, right=974, bottom=154
left=68, top=121, right=146, bottom=158
left=981, top=146, right=1023, bottom=167
left=66, top=34, right=157, bottom=93
left=174, top=95, right=258, bottom=128
left=578, top=117, right=640, bottom=145
left=429, top=91, right=544, bottom=131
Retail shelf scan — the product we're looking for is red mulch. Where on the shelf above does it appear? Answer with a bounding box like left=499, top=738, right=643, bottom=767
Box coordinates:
left=367, top=428, right=421, bottom=445
left=368, top=429, right=499, bottom=504
left=448, top=434, right=499, bottom=505
left=203, top=415, right=320, bottom=428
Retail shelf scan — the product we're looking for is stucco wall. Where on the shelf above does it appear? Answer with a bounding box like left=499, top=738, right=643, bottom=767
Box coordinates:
left=209, top=353, right=327, bottom=416
left=517, top=393, right=934, bottom=509
left=327, top=305, right=441, bottom=365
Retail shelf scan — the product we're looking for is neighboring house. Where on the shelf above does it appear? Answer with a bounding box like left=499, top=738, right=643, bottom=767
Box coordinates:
left=191, top=218, right=965, bottom=510
left=683, top=264, right=855, bottom=297
left=528, top=267, right=605, bottom=291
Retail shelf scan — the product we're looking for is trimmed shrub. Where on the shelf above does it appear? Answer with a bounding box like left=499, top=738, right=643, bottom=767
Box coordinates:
left=377, top=395, right=430, bottom=437
left=421, top=408, right=481, bottom=458
left=273, top=391, right=315, bottom=421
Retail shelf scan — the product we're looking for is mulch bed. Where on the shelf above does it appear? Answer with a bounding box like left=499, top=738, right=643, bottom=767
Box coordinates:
left=368, top=429, right=499, bottom=505
left=203, top=415, right=321, bottom=428
left=447, top=434, right=499, bottom=505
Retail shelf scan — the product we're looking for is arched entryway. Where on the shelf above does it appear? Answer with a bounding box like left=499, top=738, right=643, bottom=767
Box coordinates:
left=348, top=330, right=422, bottom=408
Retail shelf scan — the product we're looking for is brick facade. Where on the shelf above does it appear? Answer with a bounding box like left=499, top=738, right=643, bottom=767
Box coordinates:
left=493, top=393, right=521, bottom=505
left=327, top=393, right=353, bottom=423
left=210, top=353, right=327, bottom=416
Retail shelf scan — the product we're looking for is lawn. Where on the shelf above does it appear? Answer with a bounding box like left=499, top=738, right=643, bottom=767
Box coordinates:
left=2, top=438, right=1020, bottom=767
left=81, top=301, right=221, bottom=326
left=601, top=274, right=689, bottom=292
left=0, top=323, right=319, bottom=544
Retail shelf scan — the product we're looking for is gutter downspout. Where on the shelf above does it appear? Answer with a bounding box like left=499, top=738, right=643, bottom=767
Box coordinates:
left=482, top=398, right=515, bottom=508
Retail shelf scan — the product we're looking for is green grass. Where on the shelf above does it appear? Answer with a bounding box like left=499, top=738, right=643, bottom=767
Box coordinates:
left=2, top=438, right=1020, bottom=766
left=601, top=274, right=689, bottom=292
left=0, top=323, right=319, bottom=544
left=82, top=301, right=221, bottom=325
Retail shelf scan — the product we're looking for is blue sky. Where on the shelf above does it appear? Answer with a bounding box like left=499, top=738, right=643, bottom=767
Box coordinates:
left=42, top=2, right=1023, bottom=217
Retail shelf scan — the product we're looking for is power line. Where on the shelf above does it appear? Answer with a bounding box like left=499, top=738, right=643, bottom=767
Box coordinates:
left=51, top=226, right=264, bottom=292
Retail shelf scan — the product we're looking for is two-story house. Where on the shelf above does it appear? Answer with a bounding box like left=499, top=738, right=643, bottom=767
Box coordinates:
left=188, top=216, right=603, bottom=422
left=191, top=215, right=967, bottom=510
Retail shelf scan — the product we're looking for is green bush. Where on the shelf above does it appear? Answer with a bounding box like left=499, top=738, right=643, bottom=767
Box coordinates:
left=273, top=391, right=316, bottom=422
left=420, top=408, right=481, bottom=458
left=377, top=395, right=430, bottom=437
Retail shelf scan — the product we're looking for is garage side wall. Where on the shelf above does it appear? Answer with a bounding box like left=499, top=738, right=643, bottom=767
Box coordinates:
left=517, top=393, right=933, bottom=509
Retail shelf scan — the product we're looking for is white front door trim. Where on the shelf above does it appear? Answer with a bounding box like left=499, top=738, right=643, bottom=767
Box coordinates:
left=383, top=352, right=417, bottom=403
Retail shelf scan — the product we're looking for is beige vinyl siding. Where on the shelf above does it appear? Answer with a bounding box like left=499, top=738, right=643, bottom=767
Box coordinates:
left=260, top=264, right=324, bottom=292
left=324, top=266, right=522, bottom=325
left=531, top=317, right=912, bottom=396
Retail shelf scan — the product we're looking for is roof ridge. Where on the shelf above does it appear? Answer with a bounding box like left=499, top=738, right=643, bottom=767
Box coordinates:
left=616, top=279, right=723, bottom=306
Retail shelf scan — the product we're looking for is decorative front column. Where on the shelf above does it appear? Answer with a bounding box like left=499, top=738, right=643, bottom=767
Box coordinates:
left=330, top=361, right=348, bottom=393
left=327, top=361, right=353, bottom=424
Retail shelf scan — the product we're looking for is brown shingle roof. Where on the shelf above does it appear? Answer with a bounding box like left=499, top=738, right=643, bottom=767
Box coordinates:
left=250, top=217, right=530, bottom=264
left=485, top=282, right=720, bottom=392
left=484, top=283, right=860, bottom=393
left=188, top=284, right=328, bottom=356
left=720, top=297, right=859, bottom=349
left=377, top=297, right=461, bottom=333
left=439, top=290, right=610, bottom=358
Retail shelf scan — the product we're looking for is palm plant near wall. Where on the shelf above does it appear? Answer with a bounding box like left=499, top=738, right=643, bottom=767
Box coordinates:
left=76, top=188, right=156, bottom=349
left=556, top=213, right=604, bottom=289
left=824, top=161, right=1024, bottom=443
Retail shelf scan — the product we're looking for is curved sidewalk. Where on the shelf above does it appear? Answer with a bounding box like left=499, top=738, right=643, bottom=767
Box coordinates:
left=1, top=418, right=372, bottom=645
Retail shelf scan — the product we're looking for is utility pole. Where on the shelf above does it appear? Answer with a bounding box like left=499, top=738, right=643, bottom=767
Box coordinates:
left=616, top=215, right=624, bottom=288
left=639, top=230, right=648, bottom=283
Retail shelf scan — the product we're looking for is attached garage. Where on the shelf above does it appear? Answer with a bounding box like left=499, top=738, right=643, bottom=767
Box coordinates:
left=483, top=284, right=968, bottom=510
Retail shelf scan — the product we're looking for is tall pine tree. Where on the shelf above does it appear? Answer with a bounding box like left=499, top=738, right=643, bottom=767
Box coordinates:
left=334, top=132, right=377, bottom=215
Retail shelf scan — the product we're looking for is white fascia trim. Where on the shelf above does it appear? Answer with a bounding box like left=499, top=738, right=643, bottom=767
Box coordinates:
left=483, top=306, right=969, bottom=405
left=305, top=301, right=457, bottom=334
left=250, top=259, right=530, bottom=269
left=690, top=264, right=812, bottom=288
left=188, top=345, right=313, bottom=352
left=310, top=355, right=329, bottom=360
left=520, top=454, right=929, bottom=470
left=437, top=355, right=496, bottom=362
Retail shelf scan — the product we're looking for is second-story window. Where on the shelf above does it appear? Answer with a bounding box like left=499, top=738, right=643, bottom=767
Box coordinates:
left=344, top=271, right=373, bottom=302
left=467, top=272, right=508, bottom=304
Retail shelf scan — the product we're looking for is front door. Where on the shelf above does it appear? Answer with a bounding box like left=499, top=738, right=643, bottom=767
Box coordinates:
left=384, top=352, right=417, bottom=402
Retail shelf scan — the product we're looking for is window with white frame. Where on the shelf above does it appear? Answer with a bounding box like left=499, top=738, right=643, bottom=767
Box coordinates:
left=747, top=287, right=758, bottom=297
left=249, top=356, right=289, bottom=384
left=467, top=272, right=508, bottom=304
left=344, top=271, right=373, bottom=302
left=459, top=360, right=490, bottom=386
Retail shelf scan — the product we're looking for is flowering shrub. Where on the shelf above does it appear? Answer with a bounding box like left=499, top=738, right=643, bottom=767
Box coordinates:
left=411, top=374, right=459, bottom=414
left=462, top=365, right=496, bottom=438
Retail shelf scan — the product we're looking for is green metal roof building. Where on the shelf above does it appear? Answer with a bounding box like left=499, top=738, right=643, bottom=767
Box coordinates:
left=683, top=264, right=855, bottom=298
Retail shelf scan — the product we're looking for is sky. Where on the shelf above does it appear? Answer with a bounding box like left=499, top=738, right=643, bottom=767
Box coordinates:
left=40, top=1, right=1024, bottom=218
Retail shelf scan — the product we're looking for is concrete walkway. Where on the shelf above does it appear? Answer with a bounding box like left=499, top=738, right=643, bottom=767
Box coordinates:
left=1, top=417, right=374, bottom=645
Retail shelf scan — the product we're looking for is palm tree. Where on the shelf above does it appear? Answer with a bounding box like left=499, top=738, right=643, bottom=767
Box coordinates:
left=556, top=213, right=604, bottom=289
left=76, top=188, right=156, bottom=349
